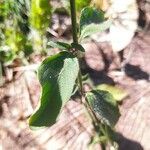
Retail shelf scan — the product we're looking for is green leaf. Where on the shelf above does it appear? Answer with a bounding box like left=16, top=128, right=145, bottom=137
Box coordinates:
left=71, top=43, right=85, bottom=52
left=82, top=74, right=89, bottom=81
left=47, top=41, right=71, bottom=51
left=71, top=43, right=85, bottom=58
left=71, top=84, right=78, bottom=96
left=80, top=19, right=112, bottom=40
left=97, top=84, right=128, bottom=101
left=86, top=90, right=120, bottom=127
left=104, top=124, right=119, bottom=143
left=80, top=7, right=105, bottom=31
left=79, top=7, right=112, bottom=40
left=29, top=51, right=79, bottom=128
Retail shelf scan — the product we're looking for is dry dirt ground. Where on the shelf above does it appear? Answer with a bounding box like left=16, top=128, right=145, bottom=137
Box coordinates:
left=0, top=31, right=150, bottom=150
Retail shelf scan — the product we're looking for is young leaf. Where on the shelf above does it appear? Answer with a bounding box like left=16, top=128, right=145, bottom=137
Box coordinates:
left=86, top=90, right=120, bottom=127
left=71, top=43, right=85, bottom=52
left=79, top=7, right=111, bottom=40
left=29, top=51, right=79, bottom=128
left=47, top=41, right=71, bottom=51
left=97, top=84, right=128, bottom=102
left=80, top=7, right=105, bottom=31
left=80, top=19, right=112, bottom=40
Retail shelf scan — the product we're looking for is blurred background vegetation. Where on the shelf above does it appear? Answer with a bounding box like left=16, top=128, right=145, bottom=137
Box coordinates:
left=0, top=0, right=93, bottom=86
left=0, top=0, right=91, bottom=65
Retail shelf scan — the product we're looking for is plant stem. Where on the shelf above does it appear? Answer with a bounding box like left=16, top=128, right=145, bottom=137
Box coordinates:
left=78, top=69, right=83, bottom=94
left=70, top=0, right=83, bottom=94
left=69, top=2, right=108, bottom=148
left=70, top=0, right=78, bottom=44
left=69, top=0, right=100, bottom=128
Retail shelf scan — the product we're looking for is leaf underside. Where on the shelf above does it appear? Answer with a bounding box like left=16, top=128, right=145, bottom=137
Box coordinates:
left=80, top=20, right=112, bottom=40
left=86, top=90, right=120, bottom=127
left=79, top=7, right=111, bottom=40
left=29, top=51, right=79, bottom=128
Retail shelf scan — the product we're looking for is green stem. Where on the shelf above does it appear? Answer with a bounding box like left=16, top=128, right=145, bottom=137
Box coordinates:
left=69, top=1, right=108, bottom=148
left=78, top=69, right=83, bottom=95
left=69, top=0, right=100, bottom=127
left=70, top=0, right=83, bottom=94
left=69, top=1, right=107, bottom=147
left=70, top=0, right=78, bottom=44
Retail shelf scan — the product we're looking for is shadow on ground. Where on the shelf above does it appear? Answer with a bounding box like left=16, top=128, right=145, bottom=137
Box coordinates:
left=117, top=133, right=144, bottom=150
left=125, top=63, right=149, bottom=80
